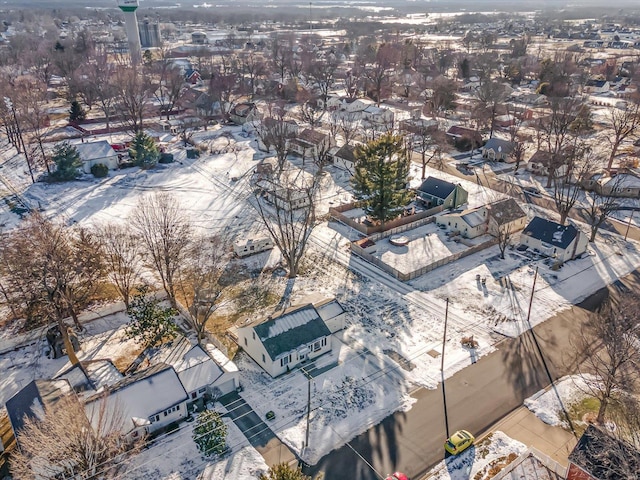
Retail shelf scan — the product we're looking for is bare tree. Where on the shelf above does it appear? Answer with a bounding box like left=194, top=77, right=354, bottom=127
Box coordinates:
left=89, top=52, right=119, bottom=131
left=552, top=145, right=595, bottom=225
left=114, top=66, right=154, bottom=134
left=239, top=50, right=266, bottom=98
left=255, top=105, right=295, bottom=172
left=575, top=294, right=640, bottom=425
left=153, top=62, right=187, bottom=120
left=496, top=223, right=515, bottom=260
left=10, top=396, right=139, bottom=479
left=175, top=235, right=228, bottom=345
left=299, top=99, right=325, bottom=128
left=408, top=123, right=446, bottom=180
left=475, top=80, right=510, bottom=137
left=307, top=58, right=338, bottom=109
left=252, top=170, right=320, bottom=279
left=584, top=177, right=621, bottom=242
left=605, top=102, right=640, bottom=170
left=97, top=223, right=143, bottom=308
left=129, top=193, right=193, bottom=309
left=361, top=43, right=399, bottom=106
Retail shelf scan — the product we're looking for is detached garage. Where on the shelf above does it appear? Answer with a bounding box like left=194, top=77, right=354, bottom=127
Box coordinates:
left=75, top=140, right=119, bottom=174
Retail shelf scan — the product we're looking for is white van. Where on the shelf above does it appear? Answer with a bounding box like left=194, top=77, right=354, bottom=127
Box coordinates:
left=234, top=237, right=275, bottom=258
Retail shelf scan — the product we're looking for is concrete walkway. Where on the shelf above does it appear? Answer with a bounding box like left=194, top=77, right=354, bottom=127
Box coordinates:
left=487, top=406, right=577, bottom=467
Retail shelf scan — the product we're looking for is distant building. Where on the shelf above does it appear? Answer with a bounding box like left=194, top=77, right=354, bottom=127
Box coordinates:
left=191, top=31, right=207, bottom=45
left=139, top=17, right=161, bottom=48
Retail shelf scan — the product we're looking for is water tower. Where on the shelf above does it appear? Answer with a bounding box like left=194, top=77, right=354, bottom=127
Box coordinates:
left=117, top=0, right=142, bottom=65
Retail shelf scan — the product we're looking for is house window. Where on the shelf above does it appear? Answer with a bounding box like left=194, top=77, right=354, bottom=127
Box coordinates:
left=191, top=392, right=197, bottom=399
left=281, top=356, right=289, bottom=367
left=313, top=341, right=321, bottom=352
left=156, top=415, right=160, bottom=422
left=164, top=411, right=168, bottom=416
left=176, top=405, right=180, bottom=410
left=198, top=388, right=206, bottom=394
left=244, top=337, right=248, bottom=346
left=322, top=338, right=327, bottom=346
left=252, top=332, right=256, bottom=340
left=262, top=354, right=265, bottom=363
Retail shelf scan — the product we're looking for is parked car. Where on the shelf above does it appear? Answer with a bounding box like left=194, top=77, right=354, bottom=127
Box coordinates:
left=523, top=187, right=542, bottom=197
left=444, top=430, right=475, bottom=455
left=385, top=473, right=409, bottom=480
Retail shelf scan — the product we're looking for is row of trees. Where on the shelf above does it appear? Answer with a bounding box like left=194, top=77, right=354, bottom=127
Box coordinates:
left=0, top=193, right=226, bottom=349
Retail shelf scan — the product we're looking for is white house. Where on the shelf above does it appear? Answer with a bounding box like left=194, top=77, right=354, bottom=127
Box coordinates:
left=527, top=150, right=568, bottom=178
left=331, top=143, right=358, bottom=172
left=437, top=206, right=488, bottom=239
left=74, top=140, right=119, bottom=174
left=519, top=216, right=588, bottom=263
left=234, top=237, right=275, bottom=258
left=486, top=198, right=528, bottom=236
left=146, top=337, right=240, bottom=402
left=287, top=129, right=333, bottom=159
left=84, top=364, right=189, bottom=438
left=236, top=303, right=335, bottom=377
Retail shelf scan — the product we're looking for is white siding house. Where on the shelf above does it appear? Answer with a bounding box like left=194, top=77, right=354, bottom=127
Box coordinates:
left=74, top=140, right=119, bottom=174
left=84, top=364, right=189, bottom=438
left=236, top=304, right=333, bottom=377
left=519, top=216, right=588, bottom=263
left=436, top=206, right=488, bottom=238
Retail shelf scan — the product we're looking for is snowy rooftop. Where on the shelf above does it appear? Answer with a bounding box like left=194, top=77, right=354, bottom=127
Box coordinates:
left=72, top=140, right=117, bottom=161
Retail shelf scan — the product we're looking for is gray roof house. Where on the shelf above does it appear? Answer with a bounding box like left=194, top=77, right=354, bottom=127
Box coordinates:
left=481, top=138, right=515, bottom=161
left=236, top=301, right=340, bottom=377
left=416, top=177, right=468, bottom=209
left=519, top=216, right=588, bottom=263
left=74, top=140, right=119, bottom=174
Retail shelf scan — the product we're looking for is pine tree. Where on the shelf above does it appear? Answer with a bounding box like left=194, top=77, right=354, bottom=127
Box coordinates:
left=52, top=142, right=83, bottom=180
left=129, top=131, right=160, bottom=169
left=351, top=133, right=413, bottom=226
left=69, top=100, right=86, bottom=123
left=193, top=410, right=228, bottom=457
left=124, top=285, right=178, bottom=346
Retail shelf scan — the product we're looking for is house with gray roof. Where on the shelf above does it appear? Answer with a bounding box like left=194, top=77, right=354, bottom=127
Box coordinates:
left=481, top=138, right=514, bottom=161
left=519, top=216, right=588, bottom=263
left=436, top=205, right=488, bottom=238
left=235, top=302, right=338, bottom=377
left=487, top=198, right=528, bottom=236
left=416, top=177, right=468, bottom=209
left=74, top=140, right=119, bottom=174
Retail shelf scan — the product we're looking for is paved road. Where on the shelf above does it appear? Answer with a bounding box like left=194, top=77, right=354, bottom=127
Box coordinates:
left=304, top=271, right=638, bottom=480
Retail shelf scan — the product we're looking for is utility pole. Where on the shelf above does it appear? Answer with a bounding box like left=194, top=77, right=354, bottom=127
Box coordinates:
left=624, top=209, right=635, bottom=241
left=525, top=267, right=538, bottom=328
left=301, top=366, right=312, bottom=452
left=441, top=297, right=450, bottom=439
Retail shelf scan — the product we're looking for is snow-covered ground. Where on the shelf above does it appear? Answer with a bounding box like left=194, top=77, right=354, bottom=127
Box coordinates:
left=525, top=375, right=598, bottom=428
left=2, top=124, right=640, bottom=471
left=424, top=431, right=527, bottom=480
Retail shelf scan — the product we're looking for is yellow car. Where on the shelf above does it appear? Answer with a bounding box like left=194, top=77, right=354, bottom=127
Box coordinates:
left=444, top=430, right=475, bottom=455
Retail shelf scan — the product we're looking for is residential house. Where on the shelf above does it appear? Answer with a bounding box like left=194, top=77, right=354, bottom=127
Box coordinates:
left=361, top=104, right=394, bottom=130
left=436, top=205, right=488, bottom=238
left=146, top=337, right=239, bottom=402
left=256, top=178, right=312, bottom=211
left=527, top=150, right=568, bottom=177
left=288, top=128, right=333, bottom=159
left=592, top=172, right=640, bottom=198
left=481, top=138, right=515, bottom=161
left=486, top=198, right=528, bottom=236
left=179, top=89, right=216, bottom=118
left=74, top=140, right=119, bottom=174
left=5, top=380, right=73, bottom=447
left=399, top=116, right=439, bottom=135
left=331, top=143, right=358, bottom=172
left=584, top=79, right=610, bottom=94
left=416, top=177, right=469, bottom=209
left=229, top=102, right=258, bottom=125
left=567, top=424, right=640, bottom=480
left=84, top=363, right=189, bottom=438
left=236, top=303, right=335, bottom=377
left=519, top=216, right=588, bottom=263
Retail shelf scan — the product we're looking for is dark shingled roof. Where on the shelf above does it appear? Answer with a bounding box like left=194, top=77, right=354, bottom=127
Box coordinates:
left=483, top=138, right=514, bottom=154
left=334, top=144, right=357, bottom=163
left=488, top=198, right=526, bottom=226
left=417, top=177, right=457, bottom=201
left=6, top=380, right=71, bottom=436
left=522, top=216, right=578, bottom=249
left=253, top=304, right=331, bottom=360
left=569, top=425, right=640, bottom=479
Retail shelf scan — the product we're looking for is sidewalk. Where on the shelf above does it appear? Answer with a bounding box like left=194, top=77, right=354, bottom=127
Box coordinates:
left=487, top=406, right=577, bottom=467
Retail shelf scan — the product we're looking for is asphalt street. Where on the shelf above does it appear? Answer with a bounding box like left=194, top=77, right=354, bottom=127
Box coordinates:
left=304, top=270, right=637, bottom=480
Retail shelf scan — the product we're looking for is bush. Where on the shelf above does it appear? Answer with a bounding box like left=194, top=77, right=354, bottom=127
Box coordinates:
left=193, top=410, right=227, bottom=457
left=159, top=153, right=174, bottom=164
left=90, top=163, right=109, bottom=178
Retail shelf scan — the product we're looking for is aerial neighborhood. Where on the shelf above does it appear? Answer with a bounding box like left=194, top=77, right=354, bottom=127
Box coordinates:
left=1, top=1, right=640, bottom=479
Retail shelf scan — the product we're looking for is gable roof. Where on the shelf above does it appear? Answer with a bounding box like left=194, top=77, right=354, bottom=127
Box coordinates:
left=483, top=137, right=514, bottom=154
left=521, top=216, right=578, bottom=249
left=84, top=363, right=188, bottom=432
left=74, top=140, right=116, bottom=161
left=528, top=150, right=556, bottom=166
left=6, top=380, right=73, bottom=437
left=417, top=177, right=457, bottom=200
left=488, top=198, right=527, bottom=226
left=569, top=425, right=640, bottom=479
left=442, top=206, right=487, bottom=228
left=253, top=304, right=331, bottom=360
left=298, top=128, right=328, bottom=145
left=334, top=144, right=357, bottom=163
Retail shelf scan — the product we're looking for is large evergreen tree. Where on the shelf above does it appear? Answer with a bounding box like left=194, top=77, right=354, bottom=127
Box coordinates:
left=52, top=142, right=83, bottom=180
left=351, top=133, right=413, bottom=226
left=129, top=131, right=160, bottom=169
left=69, top=99, right=86, bottom=122
left=124, top=285, right=178, bottom=346
left=193, top=410, right=228, bottom=457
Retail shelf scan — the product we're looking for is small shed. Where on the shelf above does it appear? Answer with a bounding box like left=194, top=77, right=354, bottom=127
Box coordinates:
left=74, top=140, right=119, bottom=174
